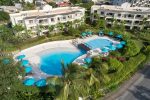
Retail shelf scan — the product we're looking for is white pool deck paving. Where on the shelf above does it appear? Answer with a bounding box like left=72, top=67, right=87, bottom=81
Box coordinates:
left=14, top=35, right=120, bottom=79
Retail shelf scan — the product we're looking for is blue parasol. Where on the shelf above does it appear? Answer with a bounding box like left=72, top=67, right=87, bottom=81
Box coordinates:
left=2, top=58, right=10, bottom=64
left=108, top=45, right=116, bottom=51
left=99, top=31, right=104, bottom=35
left=84, top=57, right=92, bottom=64
left=116, top=44, right=123, bottom=49
left=21, top=60, right=29, bottom=66
left=81, top=32, right=86, bottom=37
left=87, top=31, right=92, bottom=35
left=116, top=34, right=123, bottom=39
left=108, top=32, right=113, bottom=36
left=25, top=66, right=32, bottom=74
left=35, top=79, right=46, bottom=87
left=23, top=78, right=35, bottom=86
left=102, top=48, right=109, bottom=53
left=16, top=55, right=25, bottom=60
left=120, top=41, right=126, bottom=45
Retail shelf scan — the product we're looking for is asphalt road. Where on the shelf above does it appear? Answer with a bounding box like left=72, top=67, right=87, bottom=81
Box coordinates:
left=117, top=64, right=150, bottom=100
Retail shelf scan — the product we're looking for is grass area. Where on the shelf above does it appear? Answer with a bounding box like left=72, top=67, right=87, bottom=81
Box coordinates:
left=14, top=34, right=75, bottom=51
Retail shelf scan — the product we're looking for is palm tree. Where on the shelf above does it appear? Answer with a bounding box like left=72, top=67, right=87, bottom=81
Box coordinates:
left=141, top=17, right=148, bottom=30
left=48, top=25, right=54, bottom=33
left=56, top=23, right=64, bottom=31
left=13, top=24, right=25, bottom=35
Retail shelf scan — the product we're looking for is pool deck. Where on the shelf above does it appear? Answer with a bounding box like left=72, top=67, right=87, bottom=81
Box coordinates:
left=73, top=35, right=120, bottom=65
left=14, top=35, right=120, bottom=79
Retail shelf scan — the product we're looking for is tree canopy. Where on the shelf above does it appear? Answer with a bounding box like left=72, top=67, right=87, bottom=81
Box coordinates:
left=0, top=11, right=10, bottom=22
left=0, top=0, right=19, bottom=6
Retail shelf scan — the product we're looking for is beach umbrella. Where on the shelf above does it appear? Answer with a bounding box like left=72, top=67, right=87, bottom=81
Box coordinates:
left=108, top=45, right=116, bottom=51
left=108, top=32, right=113, bottom=36
left=102, top=48, right=109, bottom=53
left=99, top=31, right=104, bottom=35
left=116, top=34, right=123, bottom=39
left=2, top=58, right=10, bottom=64
left=81, top=32, right=86, bottom=37
left=24, top=65, right=32, bottom=67
left=21, top=60, right=29, bottom=66
left=87, top=31, right=92, bottom=35
left=84, top=57, right=92, bottom=64
left=16, top=55, right=25, bottom=60
left=120, top=41, right=126, bottom=45
left=116, top=44, right=123, bottom=49
left=25, top=66, right=32, bottom=74
left=35, top=79, right=46, bottom=87
left=23, top=78, right=35, bottom=86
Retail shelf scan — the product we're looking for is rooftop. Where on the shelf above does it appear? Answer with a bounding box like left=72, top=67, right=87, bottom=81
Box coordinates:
left=10, top=7, right=84, bottom=18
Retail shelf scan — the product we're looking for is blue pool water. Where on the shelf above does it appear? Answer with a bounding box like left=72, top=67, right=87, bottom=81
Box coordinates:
left=40, top=39, right=113, bottom=76
left=86, top=39, right=112, bottom=49
left=40, top=50, right=85, bottom=76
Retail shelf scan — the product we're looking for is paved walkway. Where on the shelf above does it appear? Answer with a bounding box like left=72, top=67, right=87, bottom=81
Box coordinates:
left=103, top=63, right=150, bottom=100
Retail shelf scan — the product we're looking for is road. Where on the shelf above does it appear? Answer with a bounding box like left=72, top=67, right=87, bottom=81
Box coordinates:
left=117, top=64, right=150, bottom=100
left=104, top=64, right=150, bottom=100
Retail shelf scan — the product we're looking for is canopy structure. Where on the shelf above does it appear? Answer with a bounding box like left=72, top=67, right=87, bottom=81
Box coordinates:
left=116, top=43, right=123, bottom=49
left=23, top=78, right=35, bottom=86
left=116, top=34, right=123, bottom=39
left=2, top=58, right=10, bottom=64
left=108, top=45, right=116, bottom=51
left=25, top=66, right=32, bottom=74
left=84, top=57, right=92, bottom=64
left=16, top=54, right=25, bottom=60
left=21, top=60, right=29, bottom=66
left=81, top=32, right=86, bottom=37
left=108, top=32, right=113, bottom=36
left=24, top=65, right=32, bottom=67
left=35, top=79, right=46, bottom=87
left=87, top=31, right=92, bottom=35
left=99, top=31, right=104, bottom=35
left=120, top=41, right=126, bottom=45
left=102, top=48, right=109, bottom=53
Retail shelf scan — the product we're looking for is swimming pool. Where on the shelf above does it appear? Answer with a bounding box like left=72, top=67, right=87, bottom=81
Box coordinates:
left=39, top=38, right=113, bottom=76
left=40, top=49, right=85, bottom=76
left=86, top=39, right=112, bottom=49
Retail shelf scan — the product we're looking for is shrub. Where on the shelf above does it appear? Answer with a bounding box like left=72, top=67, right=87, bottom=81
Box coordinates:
left=123, top=40, right=143, bottom=57
left=108, top=58, right=124, bottom=73
left=0, top=11, right=10, bottom=22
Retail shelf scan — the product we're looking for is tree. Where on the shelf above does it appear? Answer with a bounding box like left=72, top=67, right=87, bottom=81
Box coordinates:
left=0, top=11, right=10, bottom=22
left=48, top=2, right=57, bottom=8
left=70, top=0, right=82, bottom=4
left=0, top=0, right=18, bottom=6
left=23, top=2, right=35, bottom=10
left=13, top=24, right=25, bottom=33
left=56, top=23, right=64, bottom=31
left=48, top=25, right=55, bottom=33
left=123, top=40, right=143, bottom=57
left=108, top=58, right=124, bottom=73
left=141, top=17, right=148, bottom=30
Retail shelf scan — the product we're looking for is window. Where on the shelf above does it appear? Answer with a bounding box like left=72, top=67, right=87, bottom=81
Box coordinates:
left=118, top=14, right=121, bottom=17
left=58, top=17, right=60, bottom=21
left=51, top=18, right=54, bottom=22
left=101, top=12, right=104, bottom=15
left=18, top=20, right=23, bottom=24
left=137, top=15, right=141, bottom=17
left=29, top=20, right=33, bottom=24
left=63, top=16, right=66, bottom=20
left=39, top=20, right=43, bottom=23
left=94, top=10, right=97, bottom=13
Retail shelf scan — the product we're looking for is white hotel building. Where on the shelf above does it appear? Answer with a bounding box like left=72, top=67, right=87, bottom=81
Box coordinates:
left=10, top=7, right=85, bottom=34
left=91, top=5, right=150, bottom=30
